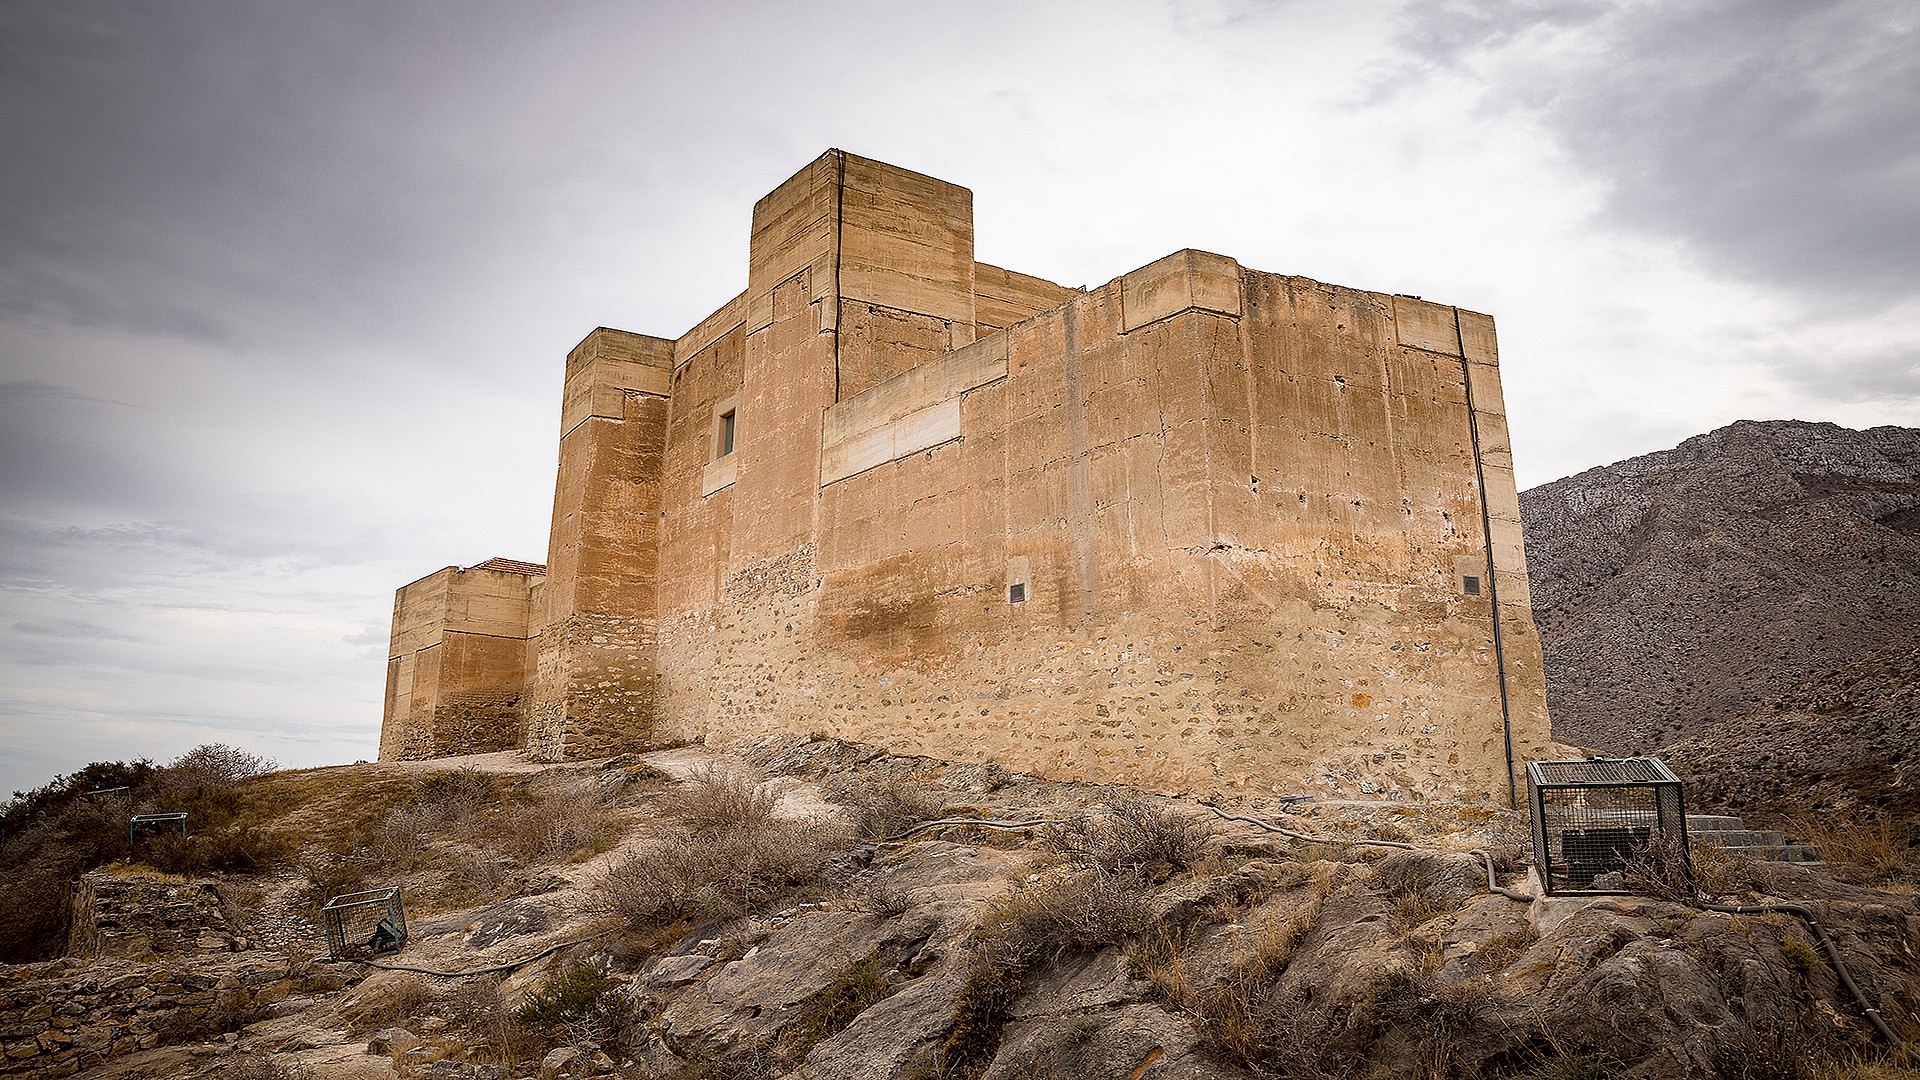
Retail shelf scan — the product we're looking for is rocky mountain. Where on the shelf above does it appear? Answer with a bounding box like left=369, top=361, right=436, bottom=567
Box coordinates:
left=1520, top=419, right=1920, bottom=755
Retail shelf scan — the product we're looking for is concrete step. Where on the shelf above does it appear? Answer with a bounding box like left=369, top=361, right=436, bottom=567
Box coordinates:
left=1685, top=814, right=1748, bottom=831
left=1694, top=829, right=1788, bottom=847
left=1713, top=843, right=1824, bottom=864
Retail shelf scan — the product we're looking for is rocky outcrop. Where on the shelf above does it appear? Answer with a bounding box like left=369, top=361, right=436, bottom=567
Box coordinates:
left=1520, top=420, right=1920, bottom=753
left=8, top=741, right=1914, bottom=1080
left=0, top=953, right=306, bottom=1077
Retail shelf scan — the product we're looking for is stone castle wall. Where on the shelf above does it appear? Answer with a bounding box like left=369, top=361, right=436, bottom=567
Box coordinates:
left=379, top=150, right=1551, bottom=802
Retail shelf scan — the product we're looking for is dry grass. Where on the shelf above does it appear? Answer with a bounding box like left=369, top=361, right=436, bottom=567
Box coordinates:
left=596, top=816, right=851, bottom=926
left=1473, top=925, right=1539, bottom=973
left=1185, top=894, right=1325, bottom=1063
left=337, top=971, right=436, bottom=1030
left=1791, top=812, right=1911, bottom=879
left=837, top=778, right=948, bottom=839
left=661, top=767, right=777, bottom=835
left=782, top=952, right=894, bottom=1060
left=1040, top=795, right=1208, bottom=877
left=1688, top=838, right=1755, bottom=896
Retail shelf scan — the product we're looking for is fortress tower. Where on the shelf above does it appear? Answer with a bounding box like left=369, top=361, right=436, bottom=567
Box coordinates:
left=380, top=150, right=1553, bottom=803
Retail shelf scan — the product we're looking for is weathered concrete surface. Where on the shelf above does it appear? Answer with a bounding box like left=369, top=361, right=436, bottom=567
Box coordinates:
left=379, top=150, right=1552, bottom=805
left=381, top=562, right=541, bottom=760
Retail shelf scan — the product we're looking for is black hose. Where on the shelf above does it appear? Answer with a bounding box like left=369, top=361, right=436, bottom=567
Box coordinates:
left=1203, top=805, right=1418, bottom=850
left=1469, top=849, right=1535, bottom=902
left=879, top=817, right=1062, bottom=843
left=1696, top=900, right=1914, bottom=1064
left=362, top=927, right=618, bottom=978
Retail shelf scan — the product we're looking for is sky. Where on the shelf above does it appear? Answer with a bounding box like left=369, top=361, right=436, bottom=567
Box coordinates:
left=1, top=0, right=1915, bottom=798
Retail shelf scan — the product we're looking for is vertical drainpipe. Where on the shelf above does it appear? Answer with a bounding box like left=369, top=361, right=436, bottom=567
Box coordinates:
left=830, top=148, right=846, bottom=403
left=1455, top=309, right=1519, bottom=808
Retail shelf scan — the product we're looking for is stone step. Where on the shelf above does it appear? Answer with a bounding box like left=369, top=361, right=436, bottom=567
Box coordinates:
left=1685, top=814, right=1748, bottom=831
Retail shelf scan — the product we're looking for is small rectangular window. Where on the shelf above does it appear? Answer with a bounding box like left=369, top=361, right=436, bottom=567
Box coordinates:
left=1008, top=582, right=1026, bottom=603
left=718, top=410, right=736, bottom=457
left=1463, top=575, right=1482, bottom=596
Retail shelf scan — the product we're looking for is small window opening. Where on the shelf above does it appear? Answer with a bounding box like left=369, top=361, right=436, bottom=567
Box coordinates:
left=1008, top=582, right=1026, bottom=604
left=1463, top=575, right=1482, bottom=596
left=718, top=409, right=736, bottom=458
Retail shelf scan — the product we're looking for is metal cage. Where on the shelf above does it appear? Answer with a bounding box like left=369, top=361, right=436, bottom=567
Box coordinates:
left=321, top=887, right=408, bottom=960
left=1526, top=758, right=1689, bottom=895
left=129, top=812, right=187, bottom=843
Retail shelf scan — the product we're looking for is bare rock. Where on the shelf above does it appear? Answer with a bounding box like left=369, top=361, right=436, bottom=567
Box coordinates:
left=365, top=1027, right=416, bottom=1056
left=984, top=1003, right=1231, bottom=1080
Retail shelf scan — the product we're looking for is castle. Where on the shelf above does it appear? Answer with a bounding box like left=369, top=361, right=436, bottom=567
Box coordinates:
left=379, top=150, right=1552, bottom=803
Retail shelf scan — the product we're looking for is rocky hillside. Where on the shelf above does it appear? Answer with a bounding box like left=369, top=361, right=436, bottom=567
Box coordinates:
left=1520, top=419, right=1920, bottom=754
left=1661, top=644, right=1920, bottom=832
left=4, top=741, right=1917, bottom=1080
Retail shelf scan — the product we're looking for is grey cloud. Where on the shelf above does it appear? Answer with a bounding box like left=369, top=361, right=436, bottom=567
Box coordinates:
left=1388, top=0, right=1919, bottom=308
left=11, top=617, right=142, bottom=642
left=1766, top=341, right=1920, bottom=407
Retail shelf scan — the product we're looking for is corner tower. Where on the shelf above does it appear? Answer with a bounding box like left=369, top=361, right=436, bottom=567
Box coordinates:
left=524, top=328, right=674, bottom=758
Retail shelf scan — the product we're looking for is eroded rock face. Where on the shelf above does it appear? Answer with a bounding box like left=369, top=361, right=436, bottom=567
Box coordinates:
left=1521, top=419, right=1920, bottom=753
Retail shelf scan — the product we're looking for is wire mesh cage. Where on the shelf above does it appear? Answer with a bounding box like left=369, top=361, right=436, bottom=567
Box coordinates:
left=1527, top=758, right=1689, bottom=895
left=128, top=812, right=187, bottom=843
left=321, top=887, right=408, bottom=960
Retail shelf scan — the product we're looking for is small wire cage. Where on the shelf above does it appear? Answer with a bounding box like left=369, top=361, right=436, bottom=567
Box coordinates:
left=1527, top=758, right=1689, bottom=895
left=128, top=812, right=187, bottom=843
left=321, top=887, right=408, bottom=960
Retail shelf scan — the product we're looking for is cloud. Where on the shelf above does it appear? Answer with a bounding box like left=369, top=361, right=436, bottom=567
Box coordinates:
left=1386, top=0, right=1920, bottom=308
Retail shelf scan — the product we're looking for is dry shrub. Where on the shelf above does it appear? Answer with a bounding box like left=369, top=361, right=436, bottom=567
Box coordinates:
left=597, top=816, right=850, bottom=926
left=838, top=778, right=948, bottom=839
left=1041, top=796, right=1208, bottom=876
left=1473, top=925, right=1538, bottom=972
left=299, top=848, right=375, bottom=910
left=940, top=867, right=1155, bottom=1073
left=1622, top=834, right=1697, bottom=901
left=442, top=974, right=546, bottom=1069
left=1483, top=820, right=1533, bottom=874
left=983, top=866, right=1155, bottom=956
left=846, top=874, right=913, bottom=918
left=140, top=825, right=287, bottom=875
left=1791, top=812, right=1910, bottom=879
left=517, top=959, right=623, bottom=1047
left=409, top=768, right=499, bottom=826
left=497, top=775, right=620, bottom=863
left=165, top=744, right=276, bottom=788
left=662, top=767, right=777, bottom=834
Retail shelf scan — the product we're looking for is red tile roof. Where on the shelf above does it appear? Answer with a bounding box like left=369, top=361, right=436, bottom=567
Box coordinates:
left=468, top=557, right=547, bottom=576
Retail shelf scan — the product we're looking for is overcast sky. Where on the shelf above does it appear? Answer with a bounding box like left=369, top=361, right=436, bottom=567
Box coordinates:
left=2, top=0, right=1915, bottom=797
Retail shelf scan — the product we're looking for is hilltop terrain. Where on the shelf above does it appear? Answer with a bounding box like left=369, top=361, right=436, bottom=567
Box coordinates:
left=3, top=741, right=1916, bottom=1079
left=1520, top=420, right=1920, bottom=754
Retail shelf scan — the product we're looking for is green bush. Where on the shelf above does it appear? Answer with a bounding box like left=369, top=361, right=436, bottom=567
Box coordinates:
left=516, top=962, right=620, bottom=1028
